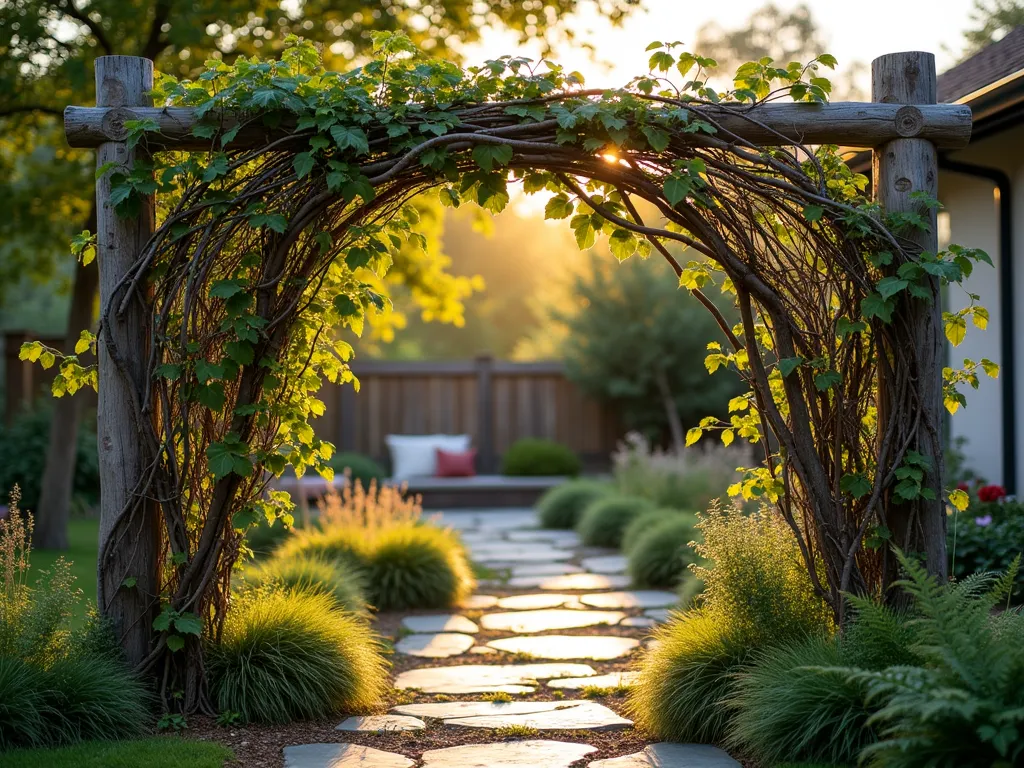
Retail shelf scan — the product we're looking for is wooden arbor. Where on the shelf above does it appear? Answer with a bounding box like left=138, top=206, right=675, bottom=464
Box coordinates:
left=65, top=51, right=971, bottom=665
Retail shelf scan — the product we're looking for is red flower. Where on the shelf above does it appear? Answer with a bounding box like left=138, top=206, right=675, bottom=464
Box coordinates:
left=956, top=482, right=970, bottom=492
left=977, top=484, right=1007, bottom=503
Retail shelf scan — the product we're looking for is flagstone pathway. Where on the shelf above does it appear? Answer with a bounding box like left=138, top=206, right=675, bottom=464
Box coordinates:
left=277, top=507, right=741, bottom=768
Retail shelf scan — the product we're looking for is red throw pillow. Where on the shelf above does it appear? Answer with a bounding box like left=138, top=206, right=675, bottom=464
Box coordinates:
left=435, top=447, right=476, bottom=477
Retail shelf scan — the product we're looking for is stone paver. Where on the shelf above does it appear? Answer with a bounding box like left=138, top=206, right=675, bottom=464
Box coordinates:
left=458, top=594, right=499, bottom=610
left=546, top=671, right=641, bottom=689
left=495, top=593, right=579, bottom=611
left=470, top=544, right=573, bottom=564
left=395, top=632, right=475, bottom=658
left=509, top=562, right=583, bottom=577
left=401, top=614, right=478, bottom=634
left=505, top=530, right=582, bottom=548
left=394, top=700, right=629, bottom=731
left=644, top=608, right=673, bottom=622
left=588, top=743, right=742, bottom=767
left=420, top=740, right=597, bottom=767
left=579, top=590, right=678, bottom=610
left=393, top=663, right=596, bottom=694
left=580, top=554, right=629, bottom=574
left=336, top=714, right=425, bottom=732
left=487, top=634, right=640, bottom=660
left=283, top=743, right=413, bottom=768
left=533, top=573, right=631, bottom=591
left=620, top=616, right=656, bottom=628
left=480, top=609, right=626, bottom=634
left=469, top=645, right=498, bottom=654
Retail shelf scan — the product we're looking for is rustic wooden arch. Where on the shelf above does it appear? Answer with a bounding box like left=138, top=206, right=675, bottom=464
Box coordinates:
left=65, top=51, right=969, bottom=704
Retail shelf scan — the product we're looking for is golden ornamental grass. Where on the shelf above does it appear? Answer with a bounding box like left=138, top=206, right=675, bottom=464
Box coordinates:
left=317, top=475, right=427, bottom=534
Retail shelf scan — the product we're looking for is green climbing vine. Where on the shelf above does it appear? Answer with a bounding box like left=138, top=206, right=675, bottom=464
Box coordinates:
left=25, top=32, right=995, bottom=711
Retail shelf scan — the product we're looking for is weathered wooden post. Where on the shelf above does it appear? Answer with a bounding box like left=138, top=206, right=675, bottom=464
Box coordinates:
left=871, top=51, right=947, bottom=581
left=93, top=55, right=161, bottom=665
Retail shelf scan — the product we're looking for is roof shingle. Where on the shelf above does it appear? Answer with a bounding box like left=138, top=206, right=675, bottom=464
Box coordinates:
left=938, top=26, right=1024, bottom=102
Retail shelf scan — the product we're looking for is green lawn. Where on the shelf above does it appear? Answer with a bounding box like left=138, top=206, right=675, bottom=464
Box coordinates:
left=28, top=517, right=99, bottom=626
left=2, top=738, right=233, bottom=768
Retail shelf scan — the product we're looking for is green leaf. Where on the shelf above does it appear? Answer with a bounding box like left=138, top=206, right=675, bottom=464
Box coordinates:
left=165, top=635, right=186, bottom=652
left=330, top=124, right=370, bottom=155
left=173, top=612, right=202, bottom=636
left=803, top=204, right=824, bottom=222
left=209, top=278, right=246, bottom=299
left=836, top=317, right=867, bottom=337
left=641, top=125, right=670, bottom=152
left=981, top=358, right=1000, bottom=378
left=840, top=473, right=873, bottom=499
left=121, top=576, right=137, bottom=589
left=778, top=356, right=804, bottom=377
left=570, top=214, right=596, bottom=250
left=663, top=174, right=692, bottom=207
left=196, top=382, right=226, bottom=411
left=544, top=194, right=574, bottom=220
left=156, top=363, right=183, bottom=381
left=346, top=247, right=372, bottom=270
left=333, top=295, right=360, bottom=317
left=153, top=609, right=173, bottom=632
left=609, top=229, right=637, bottom=261
left=472, top=144, right=513, bottom=172
left=814, top=370, right=842, bottom=391
left=293, top=152, right=315, bottom=179
left=876, top=276, right=909, bottom=300
left=861, top=293, right=895, bottom=323
left=225, top=341, right=255, bottom=366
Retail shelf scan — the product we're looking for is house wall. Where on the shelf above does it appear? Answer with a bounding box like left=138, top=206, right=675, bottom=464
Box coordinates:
left=941, top=129, right=1024, bottom=487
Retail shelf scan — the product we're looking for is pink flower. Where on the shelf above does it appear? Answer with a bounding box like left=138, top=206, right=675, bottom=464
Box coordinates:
left=974, top=515, right=993, bottom=527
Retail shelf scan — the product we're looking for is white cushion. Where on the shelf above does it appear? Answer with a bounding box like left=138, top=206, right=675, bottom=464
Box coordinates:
left=386, top=434, right=471, bottom=480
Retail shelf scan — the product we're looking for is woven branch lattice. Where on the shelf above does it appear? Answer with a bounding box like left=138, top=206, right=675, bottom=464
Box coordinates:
left=88, top=39, right=971, bottom=711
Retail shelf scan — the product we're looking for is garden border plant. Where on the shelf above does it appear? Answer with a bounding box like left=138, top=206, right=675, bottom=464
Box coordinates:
left=32, top=35, right=990, bottom=713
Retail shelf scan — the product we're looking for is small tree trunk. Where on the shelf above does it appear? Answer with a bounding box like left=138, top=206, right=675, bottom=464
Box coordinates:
left=34, top=212, right=99, bottom=550
left=872, top=52, right=948, bottom=586
left=655, top=368, right=686, bottom=452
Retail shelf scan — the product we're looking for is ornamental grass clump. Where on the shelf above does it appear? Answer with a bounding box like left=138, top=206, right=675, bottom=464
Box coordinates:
left=537, top=479, right=612, bottom=530
left=576, top=495, right=655, bottom=548
left=365, top=524, right=474, bottom=611
left=208, top=587, right=388, bottom=724
left=627, top=514, right=700, bottom=588
left=621, top=507, right=689, bottom=554
left=242, top=554, right=367, bottom=614
left=271, top=480, right=472, bottom=611
left=612, top=432, right=747, bottom=511
left=0, top=489, right=147, bottom=751
left=628, top=503, right=832, bottom=743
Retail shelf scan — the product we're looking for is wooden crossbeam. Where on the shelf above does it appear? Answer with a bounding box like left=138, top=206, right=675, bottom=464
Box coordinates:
left=64, top=101, right=972, bottom=151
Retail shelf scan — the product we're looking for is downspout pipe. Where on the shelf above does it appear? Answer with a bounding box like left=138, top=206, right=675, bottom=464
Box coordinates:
left=938, top=157, right=1016, bottom=494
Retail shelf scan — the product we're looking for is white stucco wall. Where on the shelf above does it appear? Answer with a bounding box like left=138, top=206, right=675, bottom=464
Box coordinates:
left=942, top=129, right=1024, bottom=488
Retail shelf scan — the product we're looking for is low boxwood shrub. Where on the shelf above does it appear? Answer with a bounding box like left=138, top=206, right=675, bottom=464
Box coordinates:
left=501, top=438, right=581, bottom=477
left=329, top=451, right=387, bottom=488
left=242, top=554, right=367, bottom=614
left=628, top=504, right=833, bottom=743
left=576, top=495, right=655, bottom=548
left=537, top=479, right=611, bottom=530
left=208, top=588, right=387, bottom=723
left=364, top=524, right=475, bottom=611
left=627, top=514, right=700, bottom=588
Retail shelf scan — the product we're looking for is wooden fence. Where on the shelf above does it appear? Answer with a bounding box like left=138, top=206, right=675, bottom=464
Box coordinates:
left=4, top=334, right=621, bottom=470
left=321, top=356, right=621, bottom=472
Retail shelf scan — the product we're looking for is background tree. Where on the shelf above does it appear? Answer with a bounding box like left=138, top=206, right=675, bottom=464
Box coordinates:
left=557, top=256, right=741, bottom=451
left=961, top=0, right=1024, bottom=57
left=695, top=3, right=866, bottom=99
left=0, top=0, right=643, bottom=548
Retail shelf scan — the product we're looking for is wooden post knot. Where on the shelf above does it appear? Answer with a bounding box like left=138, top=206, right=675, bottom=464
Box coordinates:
left=894, top=106, right=925, bottom=137
left=100, top=107, right=138, bottom=142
